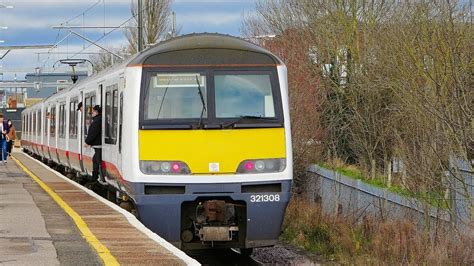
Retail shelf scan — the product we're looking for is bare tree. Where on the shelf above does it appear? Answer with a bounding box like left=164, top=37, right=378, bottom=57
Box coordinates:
left=125, top=0, right=173, bottom=54
left=243, top=0, right=473, bottom=213
left=90, top=0, right=174, bottom=72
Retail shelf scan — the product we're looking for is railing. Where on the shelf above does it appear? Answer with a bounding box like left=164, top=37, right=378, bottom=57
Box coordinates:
left=307, top=164, right=473, bottom=233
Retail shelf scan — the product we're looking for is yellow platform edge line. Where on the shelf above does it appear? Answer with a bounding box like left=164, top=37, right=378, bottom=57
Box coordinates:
left=12, top=156, right=120, bottom=266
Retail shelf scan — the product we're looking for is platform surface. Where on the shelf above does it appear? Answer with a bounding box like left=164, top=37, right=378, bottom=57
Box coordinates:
left=0, top=151, right=197, bottom=265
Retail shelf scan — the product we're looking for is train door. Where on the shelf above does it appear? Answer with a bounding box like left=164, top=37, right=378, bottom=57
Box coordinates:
left=57, top=100, right=68, bottom=166
left=34, top=109, right=39, bottom=155
left=45, top=105, right=52, bottom=160
left=39, top=106, right=45, bottom=158
left=50, top=103, right=60, bottom=164
left=68, top=95, right=81, bottom=172
left=81, top=91, right=97, bottom=175
left=102, top=79, right=122, bottom=184
left=79, top=91, right=84, bottom=172
left=31, top=110, right=36, bottom=154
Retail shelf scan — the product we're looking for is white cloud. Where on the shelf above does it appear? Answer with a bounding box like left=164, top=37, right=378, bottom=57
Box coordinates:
left=0, top=13, right=130, bottom=30
left=178, top=11, right=241, bottom=26
left=2, top=0, right=129, bottom=6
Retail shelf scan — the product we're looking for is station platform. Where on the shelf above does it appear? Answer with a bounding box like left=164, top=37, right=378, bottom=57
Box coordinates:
left=0, top=151, right=199, bottom=266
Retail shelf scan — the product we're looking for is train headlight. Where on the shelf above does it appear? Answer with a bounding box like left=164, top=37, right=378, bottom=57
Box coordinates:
left=140, top=161, right=191, bottom=175
left=254, top=160, right=265, bottom=171
left=237, top=158, right=286, bottom=173
left=160, top=162, right=171, bottom=173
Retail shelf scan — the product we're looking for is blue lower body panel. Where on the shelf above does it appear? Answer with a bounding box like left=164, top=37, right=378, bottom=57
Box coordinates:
left=128, top=180, right=291, bottom=249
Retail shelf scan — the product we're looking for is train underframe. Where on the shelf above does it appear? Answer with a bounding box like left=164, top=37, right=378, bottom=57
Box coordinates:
left=127, top=181, right=291, bottom=252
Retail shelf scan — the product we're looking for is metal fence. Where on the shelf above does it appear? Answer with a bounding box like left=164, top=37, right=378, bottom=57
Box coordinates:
left=306, top=164, right=473, bottom=233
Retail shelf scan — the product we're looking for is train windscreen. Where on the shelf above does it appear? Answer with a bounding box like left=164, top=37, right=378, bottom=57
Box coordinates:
left=140, top=69, right=283, bottom=129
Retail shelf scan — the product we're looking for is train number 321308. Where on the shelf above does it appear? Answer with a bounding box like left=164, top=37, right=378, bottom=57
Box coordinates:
left=250, top=194, right=280, bottom=202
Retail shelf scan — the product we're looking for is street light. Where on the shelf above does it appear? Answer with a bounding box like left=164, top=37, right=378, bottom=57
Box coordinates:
left=0, top=4, right=13, bottom=8
left=0, top=26, right=7, bottom=30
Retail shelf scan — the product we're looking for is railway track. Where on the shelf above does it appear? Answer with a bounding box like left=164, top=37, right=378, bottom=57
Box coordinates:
left=186, top=249, right=263, bottom=266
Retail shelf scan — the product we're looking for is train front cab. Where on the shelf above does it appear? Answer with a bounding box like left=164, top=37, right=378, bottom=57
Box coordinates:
left=126, top=36, right=292, bottom=251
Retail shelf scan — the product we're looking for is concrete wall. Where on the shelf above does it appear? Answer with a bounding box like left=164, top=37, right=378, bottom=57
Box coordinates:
left=306, top=164, right=473, bottom=233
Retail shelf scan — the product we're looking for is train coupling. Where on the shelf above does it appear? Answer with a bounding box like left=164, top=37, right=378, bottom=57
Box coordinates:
left=195, top=200, right=238, bottom=242
left=198, top=226, right=239, bottom=241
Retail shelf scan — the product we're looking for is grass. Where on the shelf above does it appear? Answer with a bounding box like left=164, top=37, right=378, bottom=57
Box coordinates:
left=281, top=197, right=472, bottom=264
left=316, top=161, right=449, bottom=209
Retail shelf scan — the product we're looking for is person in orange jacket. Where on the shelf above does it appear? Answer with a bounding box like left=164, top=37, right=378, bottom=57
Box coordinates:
left=6, top=119, right=16, bottom=157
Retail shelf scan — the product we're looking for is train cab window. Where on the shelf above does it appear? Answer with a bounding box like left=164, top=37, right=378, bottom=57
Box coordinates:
left=214, top=73, right=276, bottom=118
left=144, top=73, right=207, bottom=120
left=50, top=106, right=56, bottom=137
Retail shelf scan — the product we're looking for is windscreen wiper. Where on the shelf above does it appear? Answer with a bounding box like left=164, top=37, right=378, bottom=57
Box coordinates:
left=196, top=75, right=206, bottom=129
left=223, top=115, right=275, bottom=129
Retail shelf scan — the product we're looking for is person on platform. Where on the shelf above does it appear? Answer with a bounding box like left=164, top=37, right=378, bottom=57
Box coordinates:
left=6, top=119, right=16, bottom=157
left=84, top=105, right=104, bottom=183
left=0, top=114, right=10, bottom=163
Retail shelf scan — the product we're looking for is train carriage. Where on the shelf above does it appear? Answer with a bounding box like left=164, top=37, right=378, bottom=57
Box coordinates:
left=21, top=33, right=292, bottom=254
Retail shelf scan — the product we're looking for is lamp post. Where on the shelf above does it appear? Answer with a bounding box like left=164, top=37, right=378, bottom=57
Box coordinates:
left=0, top=4, right=13, bottom=8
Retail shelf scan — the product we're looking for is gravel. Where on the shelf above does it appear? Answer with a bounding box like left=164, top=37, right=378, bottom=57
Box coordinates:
left=252, top=244, right=322, bottom=265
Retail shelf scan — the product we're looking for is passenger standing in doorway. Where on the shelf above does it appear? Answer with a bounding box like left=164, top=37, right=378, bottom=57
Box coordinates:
left=6, top=119, right=16, bottom=157
left=0, top=114, right=10, bottom=163
left=85, top=105, right=103, bottom=183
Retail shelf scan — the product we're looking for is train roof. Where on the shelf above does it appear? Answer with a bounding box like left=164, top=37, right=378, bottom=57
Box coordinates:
left=128, top=33, right=283, bottom=66
left=23, top=33, right=283, bottom=111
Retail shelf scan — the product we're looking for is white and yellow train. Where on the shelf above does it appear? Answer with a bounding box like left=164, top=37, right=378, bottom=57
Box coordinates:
left=21, top=33, right=292, bottom=254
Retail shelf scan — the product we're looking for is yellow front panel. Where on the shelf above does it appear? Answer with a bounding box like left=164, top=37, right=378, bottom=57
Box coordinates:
left=139, top=128, right=286, bottom=174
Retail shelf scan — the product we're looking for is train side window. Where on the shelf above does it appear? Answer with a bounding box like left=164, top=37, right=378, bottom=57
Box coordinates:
left=69, top=100, right=78, bottom=139
left=44, top=110, right=48, bottom=136
left=104, top=90, right=112, bottom=144
left=50, top=106, right=56, bottom=137
left=84, top=96, right=92, bottom=136
left=32, top=113, right=36, bottom=136
left=38, top=111, right=42, bottom=136
left=59, top=103, right=66, bottom=138
left=58, top=105, right=62, bottom=137
left=104, top=85, right=118, bottom=145
left=119, top=92, right=123, bottom=153
left=112, top=89, right=118, bottom=143
left=35, top=112, right=38, bottom=135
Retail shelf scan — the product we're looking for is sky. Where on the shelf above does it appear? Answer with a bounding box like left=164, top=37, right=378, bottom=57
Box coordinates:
left=0, top=0, right=257, bottom=80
